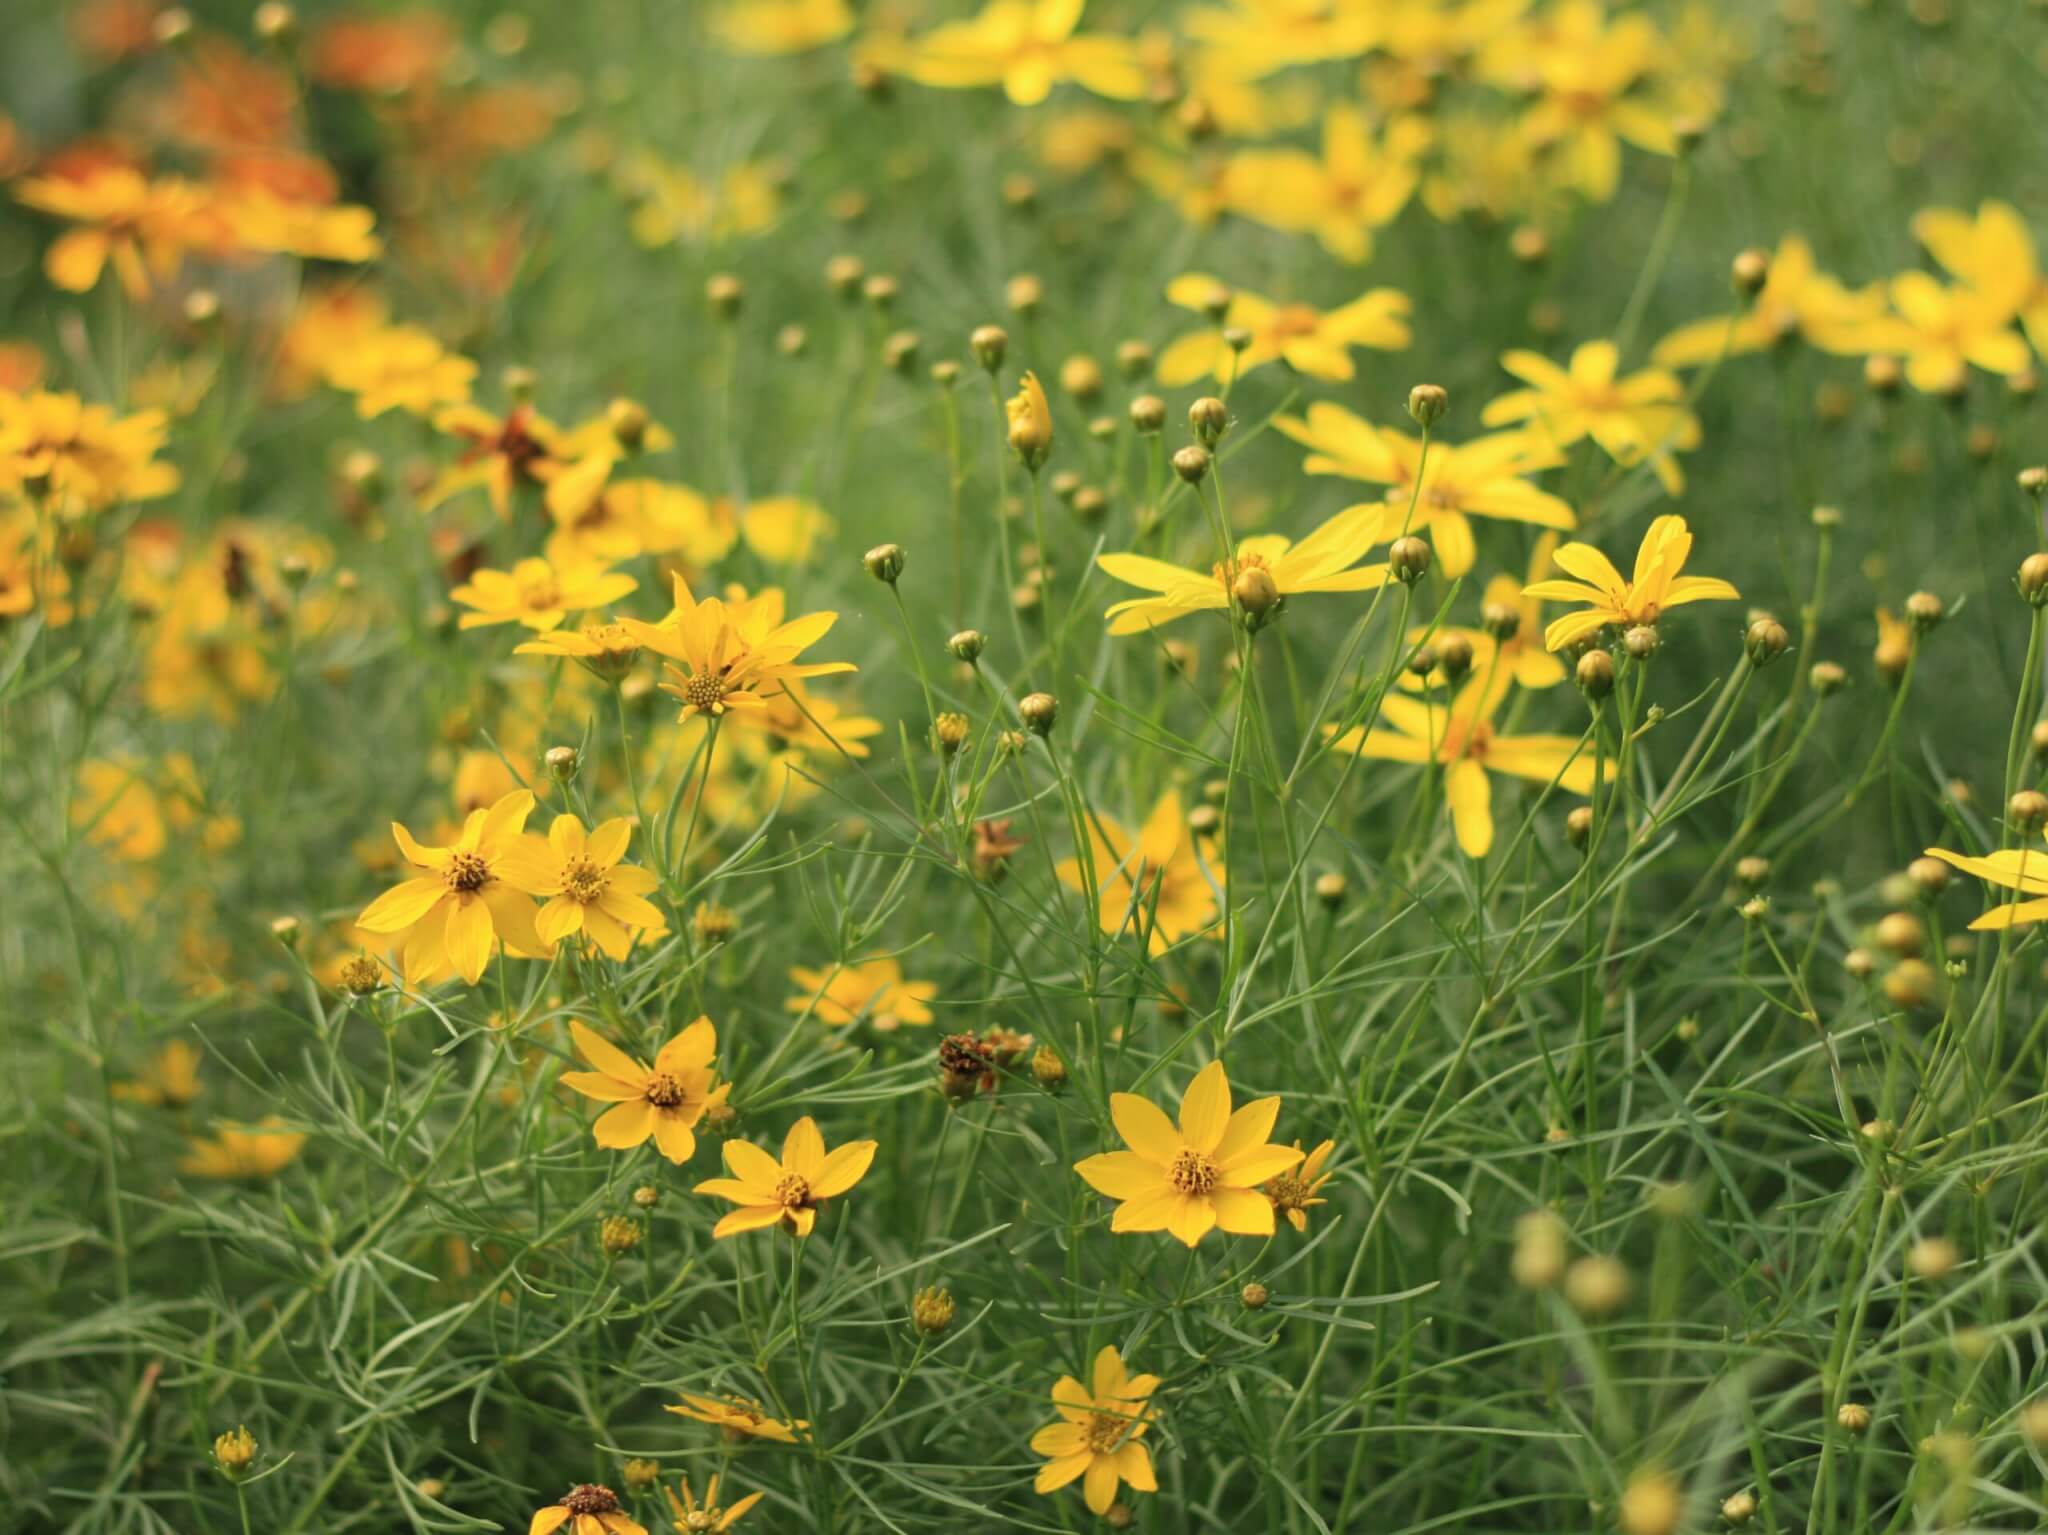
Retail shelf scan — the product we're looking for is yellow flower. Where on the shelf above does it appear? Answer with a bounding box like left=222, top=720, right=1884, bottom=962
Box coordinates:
left=322, top=325, right=477, bottom=419
left=1920, top=846, right=2048, bottom=930
left=665, top=1395, right=807, bottom=1443
left=1276, top=403, right=1573, bottom=577
left=1180, top=0, right=1376, bottom=81
left=1480, top=341, right=1701, bottom=494
left=1850, top=273, right=2030, bottom=396
left=1076, top=1060, right=1303, bottom=1246
left=904, top=0, right=1146, bottom=106
left=663, top=1474, right=762, bottom=1533
left=500, top=814, right=666, bottom=958
left=1873, top=606, right=1913, bottom=680
left=693, top=1115, right=878, bottom=1238
left=215, top=186, right=382, bottom=265
left=1006, top=370, right=1054, bottom=469
left=712, top=0, right=852, bottom=53
left=451, top=557, right=638, bottom=632
left=14, top=168, right=217, bottom=298
left=424, top=403, right=567, bottom=519
left=514, top=622, right=643, bottom=683
left=1401, top=536, right=1567, bottom=694
left=1911, top=198, right=2048, bottom=355
left=355, top=790, right=546, bottom=986
left=1222, top=105, right=1429, bottom=263
left=1520, top=513, right=1739, bottom=651
left=1096, top=506, right=1389, bottom=634
left=618, top=154, right=786, bottom=247
left=623, top=574, right=855, bottom=724
left=0, top=389, right=180, bottom=517
left=787, top=958, right=938, bottom=1030
left=740, top=495, right=835, bottom=564
left=179, top=1116, right=306, bottom=1180
left=74, top=758, right=167, bottom=861
left=559, top=1018, right=728, bottom=1163
left=1327, top=676, right=1605, bottom=858
left=1056, top=790, right=1225, bottom=954
left=1495, top=1, right=1679, bottom=203
left=1156, top=273, right=1410, bottom=387
left=1265, top=1139, right=1336, bottom=1232
left=113, top=1040, right=203, bottom=1107
left=615, top=480, right=737, bottom=565
left=0, top=508, right=68, bottom=619
left=1653, top=235, right=1887, bottom=368
left=1030, top=1345, right=1161, bottom=1515
left=528, top=1486, right=647, bottom=1535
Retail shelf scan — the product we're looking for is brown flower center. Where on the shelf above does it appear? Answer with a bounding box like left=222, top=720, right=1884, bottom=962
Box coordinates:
left=1168, top=1148, right=1218, bottom=1195
left=774, top=1174, right=812, bottom=1210
left=444, top=851, right=491, bottom=893
left=518, top=573, right=563, bottom=611
left=563, top=858, right=608, bottom=903
left=1267, top=1172, right=1312, bottom=1211
left=560, top=1485, right=620, bottom=1516
left=1082, top=1412, right=1134, bottom=1454
left=643, top=1072, right=686, bottom=1109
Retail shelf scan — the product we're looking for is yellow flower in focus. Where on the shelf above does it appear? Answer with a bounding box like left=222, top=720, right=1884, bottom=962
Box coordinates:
left=1920, top=846, right=2048, bottom=930
left=113, top=1040, right=203, bottom=1107
left=1075, top=1059, right=1304, bottom=1245
left=624, top=574, right=855, bottom=724
left=904, top=0, right=1146, bottom=106
left=1224, top=106, right=1430, bottom=264
left=354, top=790, right=546, bottom=986
left=1327, top=676, right=1605, bottom=858
left=1030, top=1345, right=1161, bottom=1515
left=559, top=1018, right=728, bottom=1162
left=451, top=557, right=638, bottom=632
left=1481, top=341, right=1701, bottom=494
left=694, top=1115, right=878, bottom=1238
left=1276, top=404, right=1573, bottom=577
left=500, top=814, right=667, bottom=958
left=179, top=1116, right=306, bottom=1180
left=1521, top=513, right=1739, bottom=651
left=1653, top=235, right=1887, bottom=368
left=0, top=389, right=180, bottom=517
left=1265, top=1138, right=1336, bottom=1232
left=1056, top=790, right=1225, bottom=953
left=15, top=168, right=218, bottom=298
left=713, top=0, right=852, bottom=53
left=665, top=1395, right=807, bottom=1443
left=1096, top=505, right=1389, bottom=634
left=1156, top=273, right=1410, bottom=387
left=1006, top=370, right=1054, bottom=469
left=662, top=1474, right=762, bottom=1533
left=787, top=957, right=938, bottom=1030
left=528, top=1486, right=647, bottom=1535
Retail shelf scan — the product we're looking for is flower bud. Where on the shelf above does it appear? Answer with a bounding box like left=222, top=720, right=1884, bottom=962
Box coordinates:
left=1481, top=601, right=1521, bottom=639
left=1575, top=648, right=1616, bottom=699
left=705, top=274, right=743, bottom=318
left=863, top=274, right=899, bottom=309
left=1509, top=225, right=1548, bottom=264
left=1844, top=948, right=1875, bottom=978
left=1187, top=805, right=1221, bottom=837
left=1117, top=340, right=1153, bottom=379
left=2020, top=466, right=2048, bottom=498
left=1836, top=1402, right=1871, bottom=1435
left=1233, top=563, right=1280, bottom=621
left=933, top=712, right=970, bottom=757
left=1512, top=1209, right=1567, bottom=1289
left=2011, top=789, right=2048, bottom=830
left=152, top=7, right=194, bottom=45
left=1189, top=396, right=1230, bottom=447
left=1619, top=1470, right=1680, bottom=1535
left=948, top=629, right=986, bottom=663
left=1407, top=644, right=1438, bottom=678
left=1172, top=446, right=1210, bottom=484
left=1907, top=1236, right=1958, bottom=1280
left=1030, top=1044, right=1067, bottom=1088
left=1623, top=624, right=1659, bottom=660
left=1904, top=590, right=1945, bottom=631
left=1006, top=372, right=1054, bottom=471
left=1406, top=383, right=1448, bottom=428
left=693, top=901, right=737, bottom=945
left=600, top=1214, right=642, bottom=1256
left=1564, top=1253, right=1630, bottom=1315
left=1732, top=248, right=1770, bottom=295
left=1222, top=325, right=1253, bottom=353
left=270, top=914, right=301, bottom=947
left=930, top=358, right=957, bottom=385
left=632, top=1183, right=660, bottom=1208
left=1436, top=632, right=1475, bottom=683
left=1864, top=355, right=1903, bottom=395
left=883, top=330, right=922, bottom=374
left=912, top=1285, right=955, bottom=1335
left=1072, top=486, right=1108, bottom=521
left=825, top=254, right=865, bottom=300
left=2020, top=553, right=2048, bottom=605
left=1059, top=354, right=1103, bottom=402
left=1006, top=273, right=1043, bottom=315
left=1884, top=959, right=1936, bottom=1009
left=1745, top=617, right=1790, bottom=666
left=213, top=1426, right=258, bottom=1479
left=621, top=1459, right=660, bottom=1491
left=1195, top=282, right=1232, bottom=322
left=1739, top=896, right=1769, bottom=922
left=545, top=745, right=580, bottom=784
left=339, top=954, right=383, bottom=995
left=1389, top=535, right=1431, bottom=585
left=253, top=2, right=298, bottom=42
left=864, top=543, right=906, bottom=584
left=1129, top=394, right=1166, bottom=433
left=1722, top=1490, right=1758, bottom=1525
left=1314, top=872, right=1347, bottom=909
left=1566, top=805, right=1593, bottom=848
left=1240, top=1281, right=1270, bottom=1309
left=1810, top=660, right=1846, bottom=695
left=2034, top=721, right=2048, bottom=758
left=1735, top=856, right=1770, bottom=886
left=1019, top=691, right=1058, bottom=736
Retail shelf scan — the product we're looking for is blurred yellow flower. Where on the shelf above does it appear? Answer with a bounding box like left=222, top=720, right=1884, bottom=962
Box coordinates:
left=323, top=325, right=477, bottom=419
left=1653, top=235, right=1886, bottom=368
left=1481, top=341, right=1700, bottom=494
left=1912, top=198, right=2048, bottom=353
left=904, top=0, right=1146, bottom=106
left=1521, top=513, right=1738, bottom=651
left=0, top=389, right=180, bottom=517
left=559, top=1018, right=727, bottom=1163
left=1852, top=273, right=2030, bottom=396
left=1402, top=536, right=1567, bottom=693
left=1096, top=506, right=1388, bottom=634
left=1495, top=1, right=1679, bottom=203
left=713, top=0, right=852, bottom=53
left=1156, top=273, right=1410, bottom=387
left=1056, top=789, right=1224, bottom=954
left=15, top=167, right=216, bottom=298
left=179, top=1116, right=306, bottom=1180
left=787, top=957, right=938, bottom=1030
left=665, top=1395, right=806, bottom=1443
left=694, top=1116, right=878, bottom=1237
left=1180, top=0, right=1375, bottom=80
left=113, top=1040, right=203, bottom=1107
left=451, top=557, right=638, bottom=632
left=1006, top=370, right=1054, bottom=469
left=1030, top=1345, right=1161, bottom=1515
left=741, top=496, right=835, bottom=564
left=1223, top=106, right=1429, bottom=263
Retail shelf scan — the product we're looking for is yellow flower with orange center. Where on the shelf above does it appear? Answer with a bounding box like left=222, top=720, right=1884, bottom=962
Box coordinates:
left=1029, top=1346, right=1161, bottom=1515
left=623, top=573, right=854, bottom=724
left=1056, top=790, right=1225, bottom=954
left=559, top=1018, right=727, bottom=1163
left=1520, top=513, right=1739, bottom=651
left=451, top=556, right=638, bottom=632
left=694, top=1115, right=878, bottom=1238
left=786, top=957, right=938, bottom=1030
left=354, top=789, right=546, bottom=986
left=499, top=814, right=666, bottom=958
left=1096, top=506, right=1390, bottom=634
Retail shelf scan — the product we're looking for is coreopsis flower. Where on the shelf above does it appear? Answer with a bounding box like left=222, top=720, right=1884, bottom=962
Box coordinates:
left=1849, top=274, right=2030, bottom=396
left=529, top=1485, right=647, bottom=1535
left=740, top=496, right=836, bottom=565
left=1075, top=1060, right=1303, bottom=1245
left=665, top=1395, right=807, bottom=1443
left=515, top=622, right=643, bottom=683
left=215, top=186, right=382, bottom=264
left=663, top=1475, right=762, bottom=1533
left=618, top=154, right=786, bottom=248
left=1156, top=274, right=1410, bottom=387
left=1520, top=514, right=1739, bottom=651
left=1911, top=198, right=2048, bottom=355
left=623, top=574, right=854, bottom=724
left=1480, top=342, right=1701, bottom=494
left=113, top=1040, right=203, bottom=1107
left=1919, top=847, right=2048, bottom=929
left=451, top=557, right=638, bottom=632
left=786, top=957, right=938, bottom=1030
left=1096, top=506, right=1389, bottom=634
left=424, top=403, right=567, bottom=518
left=559, top=1018, right=728, bottom=1162
left=1276, top=404, right=1573, bottom=577
left=1223, top=105, right=1429, bottom=263
left=1005, top=370, right=1054, bottom=470
left=1653, top=235, right=1888, bottom=368
left=693, top=1115, right=878, bottom=1237
left=1030, top=1346, right=1161, bottom=1516
left=903, top=0, right=1146, bottom=106
left=1179, top=0, right=1376, bottom=79
left=1265, top=1139, right=1337, bottom=1232
left=0, top=389, right=180, bottom=517
left=1327, top=675, right=1605, bottom=858
left=14, top=167, right=218, bottom=297
left=74, top=757, right=167, bottom=861
left=1495, top=1, right=1679, bottom=203
left=1056, top=789, right=1225, bottom=954
left=713, top=0, right=852, bottom=53
left=321, top=325, right=477, bottom=418
left=354, top=790, right=546, bottom=986
left=500, top=815, right=666, bottom=957
left=178, top=1116, right=306, bottom=1179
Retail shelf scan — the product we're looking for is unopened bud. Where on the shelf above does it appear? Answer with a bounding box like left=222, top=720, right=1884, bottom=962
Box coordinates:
left=2020, top=466, right=2048, bottom=498
left=1233, top=563, right=1280, bottom=621
left=911, top=1285, right=955, bottom=1334
left=1030, top=1045, right=1067, bottom=1088
left=600, top=1214, right=642, bottom=1256
left=1566, top=805, right=1593, bottom=848
left=2019, top=553, right=2048, bottom=605
left=864, top=543, right=906, bottom=584
left=1189, top=396, right=1229, bottom=447
left=705, top=274, right=743, bottom=318
left=1240, top=1281, right=1270, bottom=1309
left=1623, top=624, right=1659, bottom=660
left=1436, top=632, right=1475, bottom=682
left=1722, top=1490, right=1757, bottom=1525
left=546, top=745, right=580, bottom=784
left=1810, top=660, right=1846, bottom=695
left=693, top=902, right=737, bottom=945
left=1732, top=248, right=1770, bottom=296
left=213, top=1425, right=258, bottom=1479
left=2010, top=789, right=2048, bottom=830
left=1836, top=1402, right=1872, bottom=1435
left=1481, top=601, right=1520, bottom=639
left=1406, top=384, right=1448, bottom=428
left=1006, top=273, right=1043, bottom=315
left=1059, top=354, right=1102, bottom=402
left=1116, top=340, right=1153, bottom=380
left=1745, top=617, right=1790, bottom=666
left=1576, top=648, right=1616, bottom=698
left=1314, top=872, right=1347, bottom=909
left=253, top=2, right=297, bottom=43
left=1172, top=446, right=1210, bottom=485
left=1389, top=536, right=1431, bottom=585
left=1019, top=692, right=1058, bottom=736
left=863, top=274, right=899, bottom=309
left=1130, top=394, right=1166, bottom=433
left=948, top=629, right=986, bottom=663
left=825, top=254, right=865, bottom=300
left=1904, top=590, right=1945, bottom=631
left=933, top=712, right=971, bottom=757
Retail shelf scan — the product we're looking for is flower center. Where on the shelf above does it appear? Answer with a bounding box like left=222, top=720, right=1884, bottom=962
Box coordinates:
left=560, top=1485, right=620, bottom=1516
left=1210, top=549, right=1271, bottom=592
left=445, top=851, right=491, bottom=893
left=774, top=1174, right=812, bottom=1209
left=643, top=1072, right=686, bottom=1109
left=684, top=1516, right=716, bottom=1534
left=1083, top=1412, right=1134, bottom=1454
left=1267, top=1172, right=1311, bottom=1210
left=1267, top=304, right=1321, bottom=340
left=1168, top=1148, right=1219, bottom=1195
left=680, top=668, right=732, bottom=713
left=563, top=858, right=608, bottom=903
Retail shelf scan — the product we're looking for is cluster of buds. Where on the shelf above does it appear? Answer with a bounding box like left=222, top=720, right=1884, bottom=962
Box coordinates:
left=936, top=1026, right=1036, bottom=1100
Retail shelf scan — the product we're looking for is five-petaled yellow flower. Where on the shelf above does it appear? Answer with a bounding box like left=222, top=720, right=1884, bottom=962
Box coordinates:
left=695, top=1116, right=878, bottom=1238
left=1481, top=341, right=1701, bottom=495
left=1075, top=1059, right=1304, bottom=1246
left=666, top=1394, right=808, bottom=1443
left=1097, top=506, right=1389, bottom=634
left=1920, top=846, right=2048, bottom=930
left=452, top=556, right=638, bottom=632
left=1030, top=1345, right=1161, bottom=1515
left=1521, top=513, right=1739, bottom=652
left=1056, top=790, right=1226, bottom=954
left=529, top=1485, right=646, bottom=1535
left=560, top=1018, right=728, bottom=1164
left=623, top=574, right=854, bottom=723
left=1157, top=273, right=1410, bottom=387
left=903, top=0, right=1146, bottom=106
left=501, top=814, right=666, bottom=958
left=663, top=1474, right=762, bottom=1533
left=355, top=790, right=545, bottom=986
